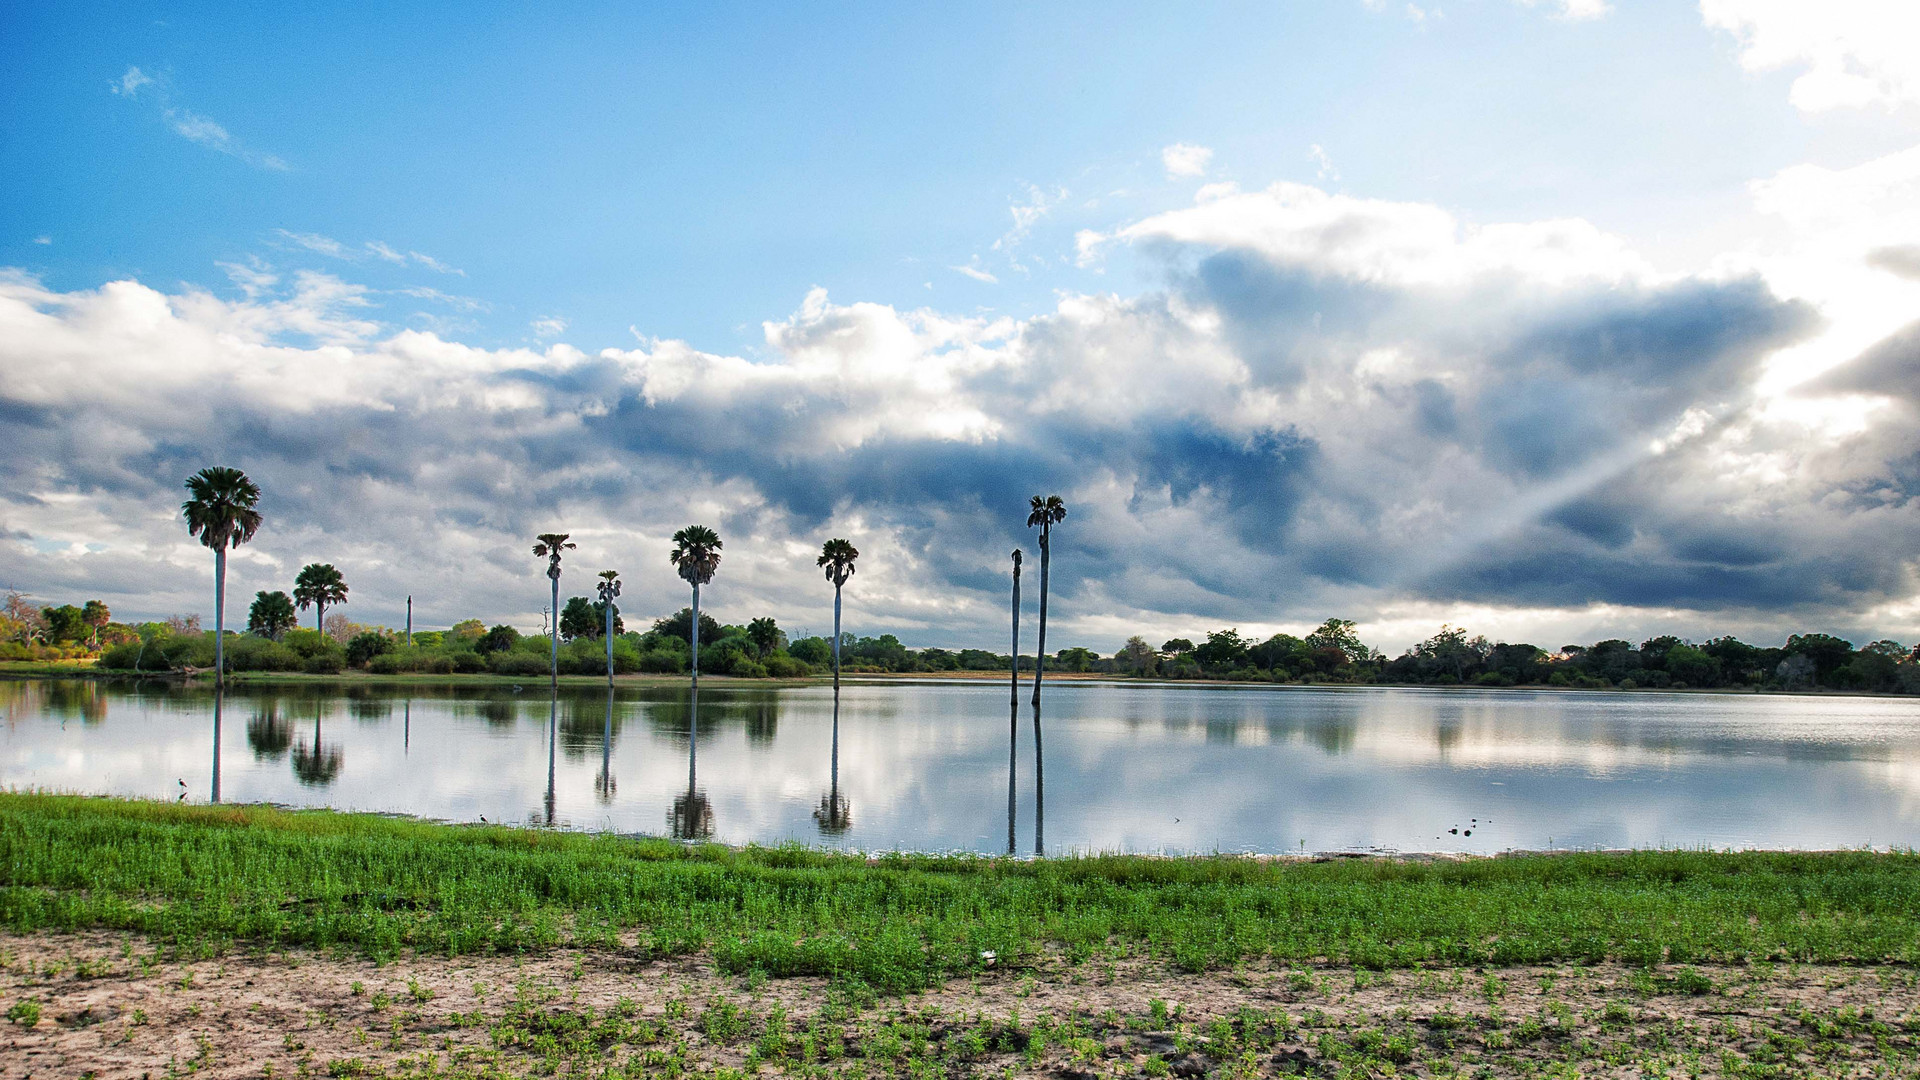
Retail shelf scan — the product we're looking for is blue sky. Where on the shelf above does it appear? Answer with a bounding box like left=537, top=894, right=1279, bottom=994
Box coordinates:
left=3, top=1, right=1919, bottom=653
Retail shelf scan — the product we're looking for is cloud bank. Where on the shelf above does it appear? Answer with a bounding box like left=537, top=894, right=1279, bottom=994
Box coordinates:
left=1, top=175, right=1915, bottom=652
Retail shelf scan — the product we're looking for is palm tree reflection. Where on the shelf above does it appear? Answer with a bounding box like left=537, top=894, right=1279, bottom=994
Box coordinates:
left=211, top=687, right=223, bottom=803
left=1032, top=701, right=1045, bottom=856
left=247, top=700, right=292, bottom=758
left=544, top=689, right=557, bottom=826
left=814, top=687, right=850, bottom=836
left=291, top=700, right=343, bottom=786
left=595, top=686, right=616, bottom=803
left=669, top=684, right=713, bottom=840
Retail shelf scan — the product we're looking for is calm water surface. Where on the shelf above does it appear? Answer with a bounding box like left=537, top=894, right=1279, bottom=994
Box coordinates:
left=4, top=678, right=1918, bottom=854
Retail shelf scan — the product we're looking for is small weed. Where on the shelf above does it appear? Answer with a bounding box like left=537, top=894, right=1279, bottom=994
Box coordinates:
left=7, top=998, right=41, bottom=1026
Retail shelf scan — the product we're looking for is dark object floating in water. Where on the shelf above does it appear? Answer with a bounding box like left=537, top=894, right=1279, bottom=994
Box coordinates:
left=1464, top=830, right=1472, bottom=836
left=1448, top=828, right=1458, bottom=834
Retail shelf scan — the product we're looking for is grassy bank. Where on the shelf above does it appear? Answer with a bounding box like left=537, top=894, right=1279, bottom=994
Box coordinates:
left=2, top=795, right=1916, bottom=992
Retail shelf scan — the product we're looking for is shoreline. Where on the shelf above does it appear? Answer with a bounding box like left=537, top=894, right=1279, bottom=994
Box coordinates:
left=3, top=661, right=1909, bottom=699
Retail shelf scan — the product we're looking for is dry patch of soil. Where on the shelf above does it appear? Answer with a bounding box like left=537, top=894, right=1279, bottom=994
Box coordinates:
left=2, top=932, right=1916, bottom=1078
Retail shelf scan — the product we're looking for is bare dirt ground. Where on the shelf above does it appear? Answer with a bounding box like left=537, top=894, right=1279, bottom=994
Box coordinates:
left=2, top=931, right=1915, bottom=1078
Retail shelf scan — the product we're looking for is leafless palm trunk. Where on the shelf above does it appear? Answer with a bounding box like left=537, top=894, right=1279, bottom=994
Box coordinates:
left=1031, top=525, right=1051, bottom=706
left=214, top=547, right=227, bottom=684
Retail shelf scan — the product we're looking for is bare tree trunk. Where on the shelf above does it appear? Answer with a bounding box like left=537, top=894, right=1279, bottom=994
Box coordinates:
left=549, top=574, right=560, bottom=691
left=214, top=547, right=227, bottom=685
left=691, top=583, right=701, bottom=690
left=1031, top=526, right=1050, bottom=706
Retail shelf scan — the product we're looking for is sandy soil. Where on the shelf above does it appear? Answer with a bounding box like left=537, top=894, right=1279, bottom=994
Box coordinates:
left=2, top=932, right=1915, bottom=1078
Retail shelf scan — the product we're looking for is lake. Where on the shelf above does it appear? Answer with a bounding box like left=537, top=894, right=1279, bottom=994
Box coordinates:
left=4, top=678, right=1918, bottom=855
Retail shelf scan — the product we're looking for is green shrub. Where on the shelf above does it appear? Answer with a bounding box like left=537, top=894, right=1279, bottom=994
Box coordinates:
left=763, top=652, right=813, bottom=678
left=283, top=629, right=334, bottom=659
left=638, top=649, right=686, bottom=674
left=731, top=658, right=769, bottom=679
left=1475, top=671, right=1515, bottom=687
left=226, top=637, right=304, bottom=672
left=304, top=652, right=345, bottom=675
left=487, top=652, right=549, bottom=677
left=346, top=632, right=395, bottom=668
left=449, top=650, right=487, bottom=674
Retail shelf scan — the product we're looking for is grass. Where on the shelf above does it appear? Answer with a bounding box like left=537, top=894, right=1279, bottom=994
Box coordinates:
left=3, top=795, right=1918, bottom=993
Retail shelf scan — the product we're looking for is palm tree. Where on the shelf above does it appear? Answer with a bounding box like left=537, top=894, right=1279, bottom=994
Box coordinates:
left=1026, top=495, right=1066, bottom=706
left=1008, top=548, right=1022, bottom=855
left=816, top=538, right=859, bottom=692
left=292, top=563, right=348, bottom=635
left=596, top=570, right=622, bottom=688
left=182, top=467, right=263, bottom=685
left=669, top=525, right=722, bottom=689
left=532, top=533, right=575, bottom=686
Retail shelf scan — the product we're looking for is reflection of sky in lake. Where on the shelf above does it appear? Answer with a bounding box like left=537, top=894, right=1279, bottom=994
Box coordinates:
left=5, top=679, right=1919, bottom=855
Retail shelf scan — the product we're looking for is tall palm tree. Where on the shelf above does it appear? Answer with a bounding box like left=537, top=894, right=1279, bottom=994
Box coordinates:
left=292, top=563, right=348, bottom=635
left=1026, top=495, right=1067, bottom=706
left=669, top=525, right=722, bottom=689
left=182, top=466, right=263, bottom=685
left=532, top=533, right=575, bottom=686
left=596, top=569, right=622, bottom=688
left=1008, top=548, right=1022, bottom=856
left=816, top=538, right=859, bottom=692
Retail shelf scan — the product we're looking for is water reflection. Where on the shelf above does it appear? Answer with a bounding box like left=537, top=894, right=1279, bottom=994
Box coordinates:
left=595, top=687, right=615, bottom=803
left=813, top=687, right=850, bottom=835
left=669, top=685, right=713, bottom=840
left=290, top=700, right=342, bottom=786
left=8, top=680, right=1920, bottom=854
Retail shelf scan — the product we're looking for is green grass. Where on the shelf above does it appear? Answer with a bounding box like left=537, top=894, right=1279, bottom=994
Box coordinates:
left=2, top=793, right=1917, bottom=991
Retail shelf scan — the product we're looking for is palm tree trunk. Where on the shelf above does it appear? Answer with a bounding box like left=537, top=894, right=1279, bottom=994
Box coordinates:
left=549, top=575, right=560, bottom=690
left=832, top=584, right=843, bottom=693
left=690, top=582, right=701, bottom=690
left=214, top=547, right=227, bottom=685
left=316, top=601, right=325, bottom=635
left=1031, top=526, right=1050, bottom=706
left=605, top=602, right=615, bottom=688
left=1008, top=559, right=1019, bottom=855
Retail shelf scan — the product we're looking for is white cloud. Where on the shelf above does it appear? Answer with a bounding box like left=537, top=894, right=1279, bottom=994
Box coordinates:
left=270, top=230, right=463, bottom=276
left=530, top=315, right=568, bottom=339
left=1117, top=181, right=1649, bottom=287
left=1161, top=143, right=1214, bottom=179
left=275, top=229, right=349, bottom=258
left=110, top=66, right=152, bottom=97
left=951, top=263, right=998, bottom=284
left=32, top=236, right=51, bottom=246
left=1701, top=0, right=1920, bottom=111
left=1516, top=0, right=1610, bottom=20
left=1309, top=144, right=1339, bottom=182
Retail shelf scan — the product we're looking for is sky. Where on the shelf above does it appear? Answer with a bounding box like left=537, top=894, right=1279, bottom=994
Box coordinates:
left=2, top=0, right=1919, bottom=655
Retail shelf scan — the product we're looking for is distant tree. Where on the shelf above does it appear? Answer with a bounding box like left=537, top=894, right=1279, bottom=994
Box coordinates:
left=293, top=564, right=349, bottom=634
left=669, top=525, right=723, bottom=685
left=1056, top=646, right=1096, bottom=673
left=321, top=611, right=356, bottom=645
left=182, top=466, right=263, bottom=682
left=41, top=605, right=87, bottom=644
left=346, top=631, right=394, bottom=668
left=80, top=600, right=111, bottom=647
left=532, top=533, right=576, bottom=682
left=653, top=608, right=722, bottom=646
left=1663, top=643, right=1720, bottom=686
left=166, top=613, right=203, bottom=635
left=559, top=596, right=600, bottom=641
left=447, top=619, right=486, bottom=644
left=477, top=624, right=521, bottom=654
left=1785, top=633, right=1856, bottom=684
left=1306, top=618, right=1371, bottom=664
left=1161, top=638, right=1195, bottom=656
left=1025, top=495, right=1067, bottom=705
left=1195, top=629, right=1250, bottom=671
left=1776, top=653, right=1816, bottom=689
left=1115, top=635, right=1158, bottom=675
left=1249, top=633, right=1309, bottom=674
left=788, top=636, right=831, bottom=666
left=816, top=538, right=859, bottom=690
left=746, top=616, right=785, bottom=659
left=247, top=591, right=298, bottom=641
